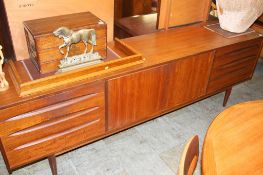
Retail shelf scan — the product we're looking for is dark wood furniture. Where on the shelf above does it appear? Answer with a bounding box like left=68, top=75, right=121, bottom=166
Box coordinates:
left=114, top=0, right=212, bottom=39
left=114, top=13, right=158, bottom=39
left=202, top=100, right=263, bottom=175
left=0, top=24, right=262, bottom=174
left=114, top=0, right=154, bottom=19
left=0, top=0, right=14, bottom=59
left=114, top=0, right=159, bottom=39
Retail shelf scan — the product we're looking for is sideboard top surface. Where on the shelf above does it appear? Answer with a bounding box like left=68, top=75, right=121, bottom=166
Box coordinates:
left=24, top=12, right=103, bottom=36
left=0, top=24, right=262, bottom=108
left=122, top=24, right=262, bottom=67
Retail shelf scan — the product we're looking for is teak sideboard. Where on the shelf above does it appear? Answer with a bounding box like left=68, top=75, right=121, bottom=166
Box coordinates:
left=0, top=24, right=262, bottom=174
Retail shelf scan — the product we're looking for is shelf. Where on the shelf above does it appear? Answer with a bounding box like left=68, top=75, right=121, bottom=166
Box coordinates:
left=8, top=39, right=145, bottom=97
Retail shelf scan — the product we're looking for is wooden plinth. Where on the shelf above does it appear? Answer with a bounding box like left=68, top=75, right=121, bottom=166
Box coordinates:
left=8, top=39, right=144, bottom=97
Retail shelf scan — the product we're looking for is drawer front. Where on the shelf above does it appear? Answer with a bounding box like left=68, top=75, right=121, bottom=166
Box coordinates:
left=0, top=91, right=104, bottom=136
left=207, top=39, right=262, bottom=93
left=214, top=38, right=262, bottom=62
left=207, top=66, right=254, bottom=93
left=0, top=81, right=104, bottom=126
left=1, top=92, right=105, bottom=169
left=210, top=54, right=257, bottom=80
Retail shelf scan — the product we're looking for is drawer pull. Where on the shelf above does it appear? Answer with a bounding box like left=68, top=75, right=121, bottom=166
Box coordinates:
left=14, top=119, right=100, bottom=150
left=217, top=55, right=256, bottom=69
left=5, top=93, right=97, bottom=122
left=217, top=45, right=259, bottom=58
left=10, top=107, right=99, bottom=136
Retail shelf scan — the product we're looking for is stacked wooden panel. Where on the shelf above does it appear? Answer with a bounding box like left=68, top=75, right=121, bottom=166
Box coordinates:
left=0, top=82, right=105, bottom=170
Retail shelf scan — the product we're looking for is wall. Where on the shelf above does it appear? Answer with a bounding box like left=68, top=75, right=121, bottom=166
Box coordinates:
left=3, top=0, right=114, bottom=60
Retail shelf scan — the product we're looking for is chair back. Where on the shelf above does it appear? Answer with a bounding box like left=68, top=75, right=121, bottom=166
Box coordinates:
left=178, top=135, right=199, bottom=175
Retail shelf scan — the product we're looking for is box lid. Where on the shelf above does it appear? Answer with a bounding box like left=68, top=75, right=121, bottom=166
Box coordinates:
left=24, top=12, right=105, bottom=36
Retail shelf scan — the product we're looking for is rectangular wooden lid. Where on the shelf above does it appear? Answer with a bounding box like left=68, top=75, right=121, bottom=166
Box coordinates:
left=24, top=12, right=105, bottom=36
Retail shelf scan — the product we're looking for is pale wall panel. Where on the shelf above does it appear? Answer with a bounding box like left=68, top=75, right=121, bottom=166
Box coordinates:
left=3, top=0, right=114, bottom=60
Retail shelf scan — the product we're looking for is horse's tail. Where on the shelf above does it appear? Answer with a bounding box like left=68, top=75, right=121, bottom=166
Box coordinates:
left=90, top=29, right=97, bottom=46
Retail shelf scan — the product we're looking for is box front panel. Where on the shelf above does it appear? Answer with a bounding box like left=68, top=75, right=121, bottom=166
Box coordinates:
left=25, top=18, right=107, bottom=73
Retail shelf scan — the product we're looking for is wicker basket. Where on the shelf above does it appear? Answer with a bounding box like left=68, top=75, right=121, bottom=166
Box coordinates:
left=216, top=0, right=263, bottom=33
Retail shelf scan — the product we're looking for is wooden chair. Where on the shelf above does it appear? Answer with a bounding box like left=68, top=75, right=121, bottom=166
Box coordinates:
left=178, top=135, right=199, bottom=175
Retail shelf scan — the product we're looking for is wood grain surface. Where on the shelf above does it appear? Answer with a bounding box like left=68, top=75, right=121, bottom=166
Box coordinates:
left=0, top=83, right=105, bottom=169
left=115, top=13, right=158, bottom=38
left=1, top=24, right=262, bottom=110
left=207, top=38, right=262, bottom=93
left=202, top=101, right=263, bottom=175
left=107, top=52, right=213, bottom=131
left=7, top=39, right=144, bottom=97
left=0, top=24, right=262, bottom=173
left=122, top=24, right=262, bottom=67
left=178, top=135, right=199, bottom=175
left=24, top=12, right=107, bottom=73
left=158, top=0, right=210, bottom=29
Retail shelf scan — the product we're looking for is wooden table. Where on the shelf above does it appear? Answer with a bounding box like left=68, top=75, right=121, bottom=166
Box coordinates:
left=202, top=100, right=263, bottom=175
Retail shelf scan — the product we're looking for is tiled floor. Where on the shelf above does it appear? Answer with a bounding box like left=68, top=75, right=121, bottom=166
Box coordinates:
left=1, top=59, right=262, bottom=175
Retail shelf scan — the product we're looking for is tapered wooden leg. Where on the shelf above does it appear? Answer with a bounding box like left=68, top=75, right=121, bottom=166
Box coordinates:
left=7, top=168, right=12, bottom=175
left=223, top=87, right=232, bottom=107
left=48, top=155, right=57, bottom=175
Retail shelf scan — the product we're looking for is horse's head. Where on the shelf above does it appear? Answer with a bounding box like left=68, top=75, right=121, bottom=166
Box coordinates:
left=53, top=27, right=72, bottom=39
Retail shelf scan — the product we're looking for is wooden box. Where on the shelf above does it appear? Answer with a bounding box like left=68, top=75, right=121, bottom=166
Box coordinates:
left=24, top=12, right=107, bottom=73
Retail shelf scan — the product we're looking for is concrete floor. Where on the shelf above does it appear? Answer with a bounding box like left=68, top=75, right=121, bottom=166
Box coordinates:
left=1, top=59, right=262, bottom=175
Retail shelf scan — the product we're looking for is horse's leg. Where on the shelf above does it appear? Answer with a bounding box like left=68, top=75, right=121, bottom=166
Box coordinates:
left=0, top=76, right=4, bottom=88
left=88, top=40, right=93, bottom=54
left=59, top=43, right=66, bottom=54
left=83, top=41, right=88, bottom=54
left=65, top=45, right=70, bottom=58
left=89, top=44, right=94, bottom=54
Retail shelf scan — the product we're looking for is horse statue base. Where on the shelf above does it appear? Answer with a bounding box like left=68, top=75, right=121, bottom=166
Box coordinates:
left=0, top=72, right=9, bottom=92
left=57, top=52, right=103, bottom=73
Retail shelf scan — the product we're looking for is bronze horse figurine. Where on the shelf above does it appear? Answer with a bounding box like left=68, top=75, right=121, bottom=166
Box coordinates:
left=53, top=27, right=97, bottom=58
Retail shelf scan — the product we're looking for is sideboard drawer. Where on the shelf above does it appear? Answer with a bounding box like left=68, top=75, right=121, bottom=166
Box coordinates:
left=2, top=108, right=105, bottom=169
left=0, top=90, right=105, bottom=136
left=213, top=39, right=262, bottom=68
left=207, top=39, right=262, bottom=93
left=207, top=66, right=254, bottom=93
left=209, top=54, right=257, bottom=80
left=0, top=81, right=104, bottom=123
left=1, top=92, right=105, bottom=169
